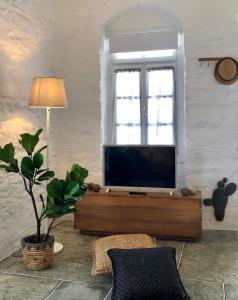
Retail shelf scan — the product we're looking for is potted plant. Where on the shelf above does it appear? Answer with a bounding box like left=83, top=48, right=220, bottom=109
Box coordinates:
left=0, top=129, right=88, bottom=270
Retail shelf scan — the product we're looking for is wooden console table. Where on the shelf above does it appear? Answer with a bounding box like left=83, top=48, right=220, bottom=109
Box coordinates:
left=74, top=190, right=202, bottom=241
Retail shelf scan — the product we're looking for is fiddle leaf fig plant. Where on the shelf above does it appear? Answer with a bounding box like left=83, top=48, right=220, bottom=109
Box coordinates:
left=0, top=129, right=88, bottom=244
left=43, top=165, right=88, bottom=240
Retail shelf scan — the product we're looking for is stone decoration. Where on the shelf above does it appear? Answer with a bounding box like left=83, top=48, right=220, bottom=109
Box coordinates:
left=180, top=188, right=196, bottom=197
left=87, top=183, right=101, bottom=192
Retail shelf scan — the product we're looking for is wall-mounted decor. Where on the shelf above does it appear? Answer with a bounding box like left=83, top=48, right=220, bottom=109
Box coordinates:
left=198, top=57, right=238, bottom=85
left=203, top=177, right=237, bottom=221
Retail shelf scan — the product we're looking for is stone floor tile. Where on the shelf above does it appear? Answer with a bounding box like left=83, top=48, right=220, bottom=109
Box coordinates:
left=179, top=230, right=238, bottom=284
left=225, top=284, right=238, bottom=300
left=53, top=243, right=92, bottom=264
left=51, top=221, right=74, bottom=232
left=59, top=220, right=74, bottom=227
left=11, top=241, right=92, bottom=262
left=0, top=256, right=20, bottom=272
left=156, top=239, right=184, bottom=264
left=46, top=281, right=111, bottom=300
left=0, top=273, right=59, bottom=300
left=53, top=230, right=97, bottom=247
left=11, top=249, right=22, bottom=257
left=104, top=288, right=112, bottom=300
left=183, top=279, right=224, bottom=300
left=7, top=260, right=112, bottom=286
left=3, top=224, right=237, bottom=299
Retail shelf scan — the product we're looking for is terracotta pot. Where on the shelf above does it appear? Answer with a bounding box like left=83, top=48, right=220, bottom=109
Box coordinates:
left=21, top=234, right=54, bottom=271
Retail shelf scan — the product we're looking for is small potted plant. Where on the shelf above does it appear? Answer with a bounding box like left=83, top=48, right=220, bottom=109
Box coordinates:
left=0, top=129, right=88, bottom=270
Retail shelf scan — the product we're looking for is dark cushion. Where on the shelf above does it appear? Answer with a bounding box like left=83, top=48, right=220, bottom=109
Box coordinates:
left=107, top=247, right=190, bottom=300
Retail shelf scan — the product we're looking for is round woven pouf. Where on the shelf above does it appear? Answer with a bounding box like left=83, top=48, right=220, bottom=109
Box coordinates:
left=21, top=234, right=54, bottom=271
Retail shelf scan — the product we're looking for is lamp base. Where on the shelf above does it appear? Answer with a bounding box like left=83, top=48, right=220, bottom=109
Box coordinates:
left=54, top=241, right=64, bottom=254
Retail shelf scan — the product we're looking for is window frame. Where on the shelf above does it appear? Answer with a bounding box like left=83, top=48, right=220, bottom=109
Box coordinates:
left=111, top=59, right=177, bottom=145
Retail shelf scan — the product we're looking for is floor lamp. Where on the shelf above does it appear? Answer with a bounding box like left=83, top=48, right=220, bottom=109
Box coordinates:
left=28, top=77, right=68, bottom=254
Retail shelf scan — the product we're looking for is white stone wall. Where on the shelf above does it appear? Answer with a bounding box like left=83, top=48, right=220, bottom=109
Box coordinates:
left=0, top=0, right=56, bottom=261
left=52, top=0, right=238, bottom=230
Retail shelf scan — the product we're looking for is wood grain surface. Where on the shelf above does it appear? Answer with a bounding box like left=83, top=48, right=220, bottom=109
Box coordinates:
left=75, top=190, right=202, bottom=241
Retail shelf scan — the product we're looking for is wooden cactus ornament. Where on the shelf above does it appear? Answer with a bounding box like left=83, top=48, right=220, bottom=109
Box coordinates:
left=203, top=178, right=237, bottom=221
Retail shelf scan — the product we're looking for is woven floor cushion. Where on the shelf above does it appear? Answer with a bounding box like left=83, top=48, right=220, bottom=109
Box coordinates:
left=108, top=247, right=191, bottom=300
left=91, top=234, right=156, bottom=275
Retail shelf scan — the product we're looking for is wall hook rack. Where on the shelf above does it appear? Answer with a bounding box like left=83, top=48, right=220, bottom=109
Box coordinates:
left=198, top=57, right=224, bottom=67
left=198, top=57, right=225, bottom=62
left=198, top=57, right=238, bottom=85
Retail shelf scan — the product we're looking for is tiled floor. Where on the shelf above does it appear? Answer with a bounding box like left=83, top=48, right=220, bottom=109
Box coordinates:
left=0, top=221, right=238, bottom=299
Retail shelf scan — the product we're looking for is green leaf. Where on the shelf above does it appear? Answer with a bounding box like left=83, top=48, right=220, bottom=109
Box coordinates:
left=36, top=145, right=47, bottom=153
left=62, top=198, right=77, bottom=207
left=19, top=134, right=36, bottom=155
left=36, top=168, right=49, bottom=175
left=0, top=157, right=19, bottom=173
left=65, top=181, right=79, bottom=197
left=35, top=129, right=43, bottom=138
left=0, top=164, right=15, bottom=172
left=33, top=152, right=44, bottom=169
left=10, top=159, right=19, bottom=173
left=47, top=178, right=65, bottom=198
left=0, top=143, right=15, bottom=163
left=67, top=164, right=88, bottom=185
left=19, top=129, right=43, bottom=155
left=45, top=204, right=76, bottom=219
left=37, top=170, right=55, bottom=181
left=21, top=157, right=35, bottom=180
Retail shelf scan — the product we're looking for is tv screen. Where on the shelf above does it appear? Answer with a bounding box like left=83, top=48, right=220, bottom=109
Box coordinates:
left=104, top=145, right=176, bottom=190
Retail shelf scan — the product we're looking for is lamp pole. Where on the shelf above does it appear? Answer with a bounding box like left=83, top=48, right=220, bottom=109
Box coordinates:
left=28, top=77, right=68, bottom=255
left=46, top=107, right=50, bottom=169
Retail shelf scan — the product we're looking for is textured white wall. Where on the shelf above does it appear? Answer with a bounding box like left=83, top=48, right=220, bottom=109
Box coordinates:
left=0, top=0, right=56, bottom=261
left=52, top=0, right=238, bottom=230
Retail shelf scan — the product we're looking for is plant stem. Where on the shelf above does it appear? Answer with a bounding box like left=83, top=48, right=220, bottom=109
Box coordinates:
left=37, top=219, right=41, bottom=243
left=20, top=173, right=30, bottom=194
left=39, top=194, right=45, bottom=209
left=28, top=181, right=41, bottom=243
left=45, top=218, right=55, bottom=241
left=20, top=172, right=42, bottom=243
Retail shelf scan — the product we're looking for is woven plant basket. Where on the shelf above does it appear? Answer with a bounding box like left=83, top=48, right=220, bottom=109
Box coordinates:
left=21, top=234, right=54, bottom=271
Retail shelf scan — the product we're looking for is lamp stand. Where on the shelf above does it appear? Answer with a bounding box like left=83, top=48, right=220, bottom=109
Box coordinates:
left=46, top=107, right=64, bottom=255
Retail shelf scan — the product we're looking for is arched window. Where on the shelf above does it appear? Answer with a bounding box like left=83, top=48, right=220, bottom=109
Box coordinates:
left=101, top=6, right=186, bottom=185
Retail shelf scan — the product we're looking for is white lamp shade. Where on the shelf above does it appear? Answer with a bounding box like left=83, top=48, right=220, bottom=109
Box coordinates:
left=28, top=77, right=68, bottom=108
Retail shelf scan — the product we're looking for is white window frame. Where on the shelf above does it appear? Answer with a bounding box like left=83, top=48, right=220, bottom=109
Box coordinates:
left=111, top=58, right=178, bottom=145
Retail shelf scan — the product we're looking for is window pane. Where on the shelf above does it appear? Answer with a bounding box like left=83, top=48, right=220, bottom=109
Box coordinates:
left=148, top=69, right=174, bottom=96
left=116, top=71, right=140, bottom=98
left=117, top=125, right=141, bottom=144
left=148, top=97, right=173, bottom=124
left=114, top=50, right=176, bottom=60
left=115, top=52, right=143, bottom=59
left=117, top=99, right=140, bottom=124
left=148, top=125, right=174, bottom=145
left=144, top=49, right=176, bottom=58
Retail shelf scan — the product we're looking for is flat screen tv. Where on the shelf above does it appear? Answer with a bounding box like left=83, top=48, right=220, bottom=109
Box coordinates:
left=103, top=145, right=176, bottom=191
